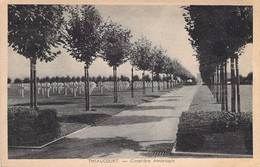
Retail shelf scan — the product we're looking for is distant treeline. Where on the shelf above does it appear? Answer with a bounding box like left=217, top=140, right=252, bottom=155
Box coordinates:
left=8, top=74, right=187, bottom=84
left=8, top=75, right=168, bottom=84
left=239, top=72, right=253, bottom=85
left=225, top=72, right=253, bottom=85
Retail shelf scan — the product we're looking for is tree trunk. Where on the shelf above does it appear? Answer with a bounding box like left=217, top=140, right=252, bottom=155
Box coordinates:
left=30, top=59, right=33, bottom=108
left=216, top=66, right=219, bottom=103
left=170, top=75, right=172, bottom=88
left=220, top=62, right=225, bottom=111
left=157, top=74, right=160, bottom=91
left=219, top=65, right=223, bottom=105
left=151, top=67, right=154, bottom=92
left=131, top=65, right=134, bottom=98
left=210, top=75, right=213, bottom=94
left=30, top=58, right=37, bottom=111
left=166, top=74, right=169, bottom=89
left=113, top=65, right=118, bottom=103
left=213, top=73, right=216, bottom=98
left=163, top=74, right=165, bottom=89
left=224, top=61, right=228, bottom=111
left=231, top=57, right=236, bottom=112
left=142, top=70, right=146, bottom=95
left=235, top=57, right=241, bottom=113
left=33, top=59, right=37, bottom=109
left=84, top=64, right=90, bottom=111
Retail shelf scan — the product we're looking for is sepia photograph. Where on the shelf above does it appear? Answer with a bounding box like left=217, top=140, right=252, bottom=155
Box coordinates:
left=1, top=1, right=260, bottom=167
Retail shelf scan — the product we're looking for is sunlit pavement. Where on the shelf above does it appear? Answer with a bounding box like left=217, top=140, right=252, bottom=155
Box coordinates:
left=9, top=85, right=199, bottom=159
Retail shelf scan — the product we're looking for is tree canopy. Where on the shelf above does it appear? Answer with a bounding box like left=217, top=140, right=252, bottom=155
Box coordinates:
left=101, top=21, right=132, bottom=67
left=133, top=37, right=152, bottom=71
left=65, top=5, right=102, bottom=66
left=8, top=5, right=65, bottom=62
left=183, top=5, right=252, bottom=84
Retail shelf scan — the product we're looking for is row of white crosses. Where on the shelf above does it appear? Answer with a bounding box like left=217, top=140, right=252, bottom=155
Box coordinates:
left=10, top=79, right=181, bottom=98
left=37, top=82, right=97, bottom=97
left=102, top=81, right=130, bottom=92
left=11, top=82, right=96, bottom=98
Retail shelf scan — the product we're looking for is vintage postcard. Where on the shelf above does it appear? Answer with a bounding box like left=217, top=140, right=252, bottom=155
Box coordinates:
left=1, top=0, right=260, bottom=167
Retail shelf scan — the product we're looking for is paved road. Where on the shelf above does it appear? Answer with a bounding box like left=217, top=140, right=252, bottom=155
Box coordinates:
left=9, top=85, right=199, bottom=159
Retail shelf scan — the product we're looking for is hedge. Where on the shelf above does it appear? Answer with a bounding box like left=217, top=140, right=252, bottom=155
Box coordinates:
left=8, top=107, right=61, bottom=146
left=176, top=111, right=252, bottom=154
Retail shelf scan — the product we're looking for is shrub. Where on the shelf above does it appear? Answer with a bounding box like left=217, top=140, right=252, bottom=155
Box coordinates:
left=211, top=111, right=252, bottom=154
left=14, top=78, right=22, bottom=84
left=176, top=132, right=205, bottom=152
left=211, top=111, right=252, bottom=133
left=176, top=111, right=252, bottom=154
left=8, top=107, right=60, bottom=146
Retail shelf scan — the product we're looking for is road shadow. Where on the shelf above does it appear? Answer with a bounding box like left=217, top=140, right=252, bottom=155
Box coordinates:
left=92, top=103, right=136, bottom=109
left=98, top=115, right=168, bottom=126
left=129, top=106, right=176, bottom=111
left=58, top=113, right=111, bottom=125
left=9, top=137, right=143, bottom=159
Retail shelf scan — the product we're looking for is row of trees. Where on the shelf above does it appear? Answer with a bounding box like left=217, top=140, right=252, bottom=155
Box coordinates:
left=9, top=5, right=194, bottom=112
left=130, top=36, right=194, bottom=96
left=183, top=6, right=252, bottom=113
left=9, top=75, right=157, bottom=84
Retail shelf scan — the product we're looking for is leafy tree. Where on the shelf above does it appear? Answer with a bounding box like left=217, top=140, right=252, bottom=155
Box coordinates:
left=150, top=45, right=161, bottom=92
left=183, top=6, right=252, bottom=113
left=132, top=75, right=141, bottom=82
left=8, top=5, right=65, bottom=110
left=90, top=76, right=96, bottom=82
left=128, top=42, right=137, bottom=97
left=71, top=76, right=76, bottom=82
left=101, top=21, right=132, bottom=103
left=45, top=76, right=50, bottom=83
left=143, top=75, right=151, bottom=82
left=76, top=76, right=81, bottom=82
left=133, top=37, right=152, bottom=95
left=120, top=75, right=130, bottom=82
left=55, top=76, right=60, bottom=83
left=8, top=77, right=12, bottom=84
left=246, top=72, right=253, bottom=82
left=154, top=47, right=167, bottom=90
left=50, top=77, right=56, bottom=83
left=153, top=75, right=161, bottom=82
left=65, top=5, right=102, bottom=110
left=162, top=56, right=172, bottom=88
left=14, top=78, right=22, bottom=84
left=102, top=76, right=108, bottom=82
left=107, top=76, right=114, bottom=81
left=23, top=77, right=30, bottom=83
left=39, top=78, right=46, bottom=83
left=95, top=75, right=102, bottom=83
left=60, top=77, right=66, bottom=83
left=65, top=76, right=71, bottom=82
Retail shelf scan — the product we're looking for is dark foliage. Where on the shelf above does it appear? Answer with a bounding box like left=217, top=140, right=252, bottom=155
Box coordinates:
left=8, top=107, right=60, bottom=146
left=8, top=77, right=12, bottom=84
left=14, top=78, right=22, bottom=84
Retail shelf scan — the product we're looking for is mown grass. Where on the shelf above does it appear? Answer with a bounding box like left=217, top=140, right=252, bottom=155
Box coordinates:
left=8, top=86, right=179, bottom=146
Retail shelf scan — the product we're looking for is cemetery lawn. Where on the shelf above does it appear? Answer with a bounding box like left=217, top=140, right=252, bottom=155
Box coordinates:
left=175, top=85, right=252, bottom=155
left=8, top=86, right=178, bottom=146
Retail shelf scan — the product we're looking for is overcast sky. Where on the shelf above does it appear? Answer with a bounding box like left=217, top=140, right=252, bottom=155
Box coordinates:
left=8, top=5, right=253, bottom=80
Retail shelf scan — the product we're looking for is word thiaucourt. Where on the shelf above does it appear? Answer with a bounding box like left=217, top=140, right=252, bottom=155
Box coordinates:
left=88, top=159, right=175, bottom=163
